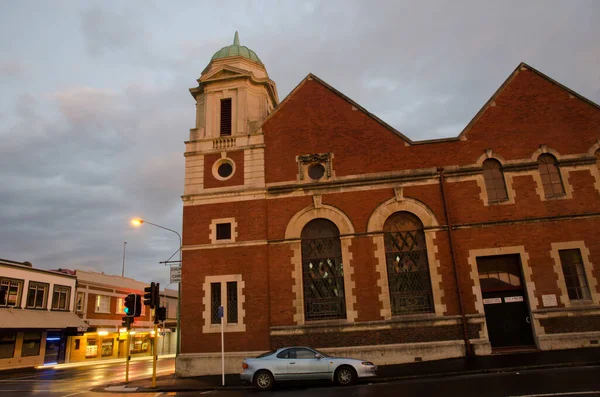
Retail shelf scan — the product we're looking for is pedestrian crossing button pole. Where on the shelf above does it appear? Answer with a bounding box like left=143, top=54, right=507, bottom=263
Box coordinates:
left=219, top=305, right=225, bottom=386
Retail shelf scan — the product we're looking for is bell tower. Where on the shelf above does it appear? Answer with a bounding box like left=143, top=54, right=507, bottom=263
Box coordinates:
left=183, top=32, right=279, bottom=200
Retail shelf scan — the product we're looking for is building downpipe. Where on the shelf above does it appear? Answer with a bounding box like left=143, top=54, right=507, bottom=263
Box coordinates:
left=438, top=167, right=474, bottom=357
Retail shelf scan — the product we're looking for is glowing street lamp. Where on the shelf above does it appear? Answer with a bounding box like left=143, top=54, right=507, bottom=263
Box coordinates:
left=130, top=218, right=182, bottom=356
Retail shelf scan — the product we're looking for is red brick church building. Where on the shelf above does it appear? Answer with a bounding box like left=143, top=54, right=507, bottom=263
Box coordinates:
left=177, top=33, right=600, bottom=376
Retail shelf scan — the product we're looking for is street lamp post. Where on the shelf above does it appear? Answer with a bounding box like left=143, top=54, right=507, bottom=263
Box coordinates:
left=131, top=219, right=182, bottom=356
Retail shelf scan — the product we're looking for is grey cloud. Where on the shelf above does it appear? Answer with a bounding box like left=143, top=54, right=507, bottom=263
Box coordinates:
left=0, top=0, right=598, bottom=285
left=0, top=59, right=25, bottom=77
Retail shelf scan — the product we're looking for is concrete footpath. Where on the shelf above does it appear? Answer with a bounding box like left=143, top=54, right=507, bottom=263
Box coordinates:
left=96, top=348, right=600, bottom=393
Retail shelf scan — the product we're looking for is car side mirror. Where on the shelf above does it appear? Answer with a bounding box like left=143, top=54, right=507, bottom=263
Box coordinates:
left=315, top=353, right=323, bottom=359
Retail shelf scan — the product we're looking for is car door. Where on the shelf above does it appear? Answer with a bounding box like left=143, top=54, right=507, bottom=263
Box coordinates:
left=287, top=348, right=331, bottom=380
left=273, top=349, right=293, bottom=381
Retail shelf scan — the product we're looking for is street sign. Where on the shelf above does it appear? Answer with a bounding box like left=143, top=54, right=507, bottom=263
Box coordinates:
left=218, top=305, right=224, bottom=318
left=170, top=266, right=182, bottom=283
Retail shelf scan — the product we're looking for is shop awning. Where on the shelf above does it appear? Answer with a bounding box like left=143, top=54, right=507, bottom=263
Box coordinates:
left=3, top=309, right=89, bottom=331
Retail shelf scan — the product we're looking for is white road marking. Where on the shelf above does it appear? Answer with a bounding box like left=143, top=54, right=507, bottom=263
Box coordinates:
left=510, top=391, right=600, bottom=397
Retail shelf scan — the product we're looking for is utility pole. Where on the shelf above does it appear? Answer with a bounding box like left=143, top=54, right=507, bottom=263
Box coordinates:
left=121, top=242, right=127, bottom=277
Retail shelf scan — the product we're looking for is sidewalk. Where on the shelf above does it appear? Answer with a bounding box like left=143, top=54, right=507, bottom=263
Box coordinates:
left=96, top=348, right=600, bottom=393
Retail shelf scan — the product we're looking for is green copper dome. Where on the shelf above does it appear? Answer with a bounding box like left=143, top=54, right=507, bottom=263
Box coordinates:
left=210, top=32, right=263, bottom=65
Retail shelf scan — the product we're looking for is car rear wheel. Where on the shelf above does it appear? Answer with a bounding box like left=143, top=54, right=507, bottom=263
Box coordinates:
left=335, top=366, right=356, bottom=386
left=254, top=370, right=274, bottom=391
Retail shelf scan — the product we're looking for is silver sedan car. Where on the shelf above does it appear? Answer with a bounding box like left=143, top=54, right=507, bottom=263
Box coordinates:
left=241, top=346, right=377, bottom=390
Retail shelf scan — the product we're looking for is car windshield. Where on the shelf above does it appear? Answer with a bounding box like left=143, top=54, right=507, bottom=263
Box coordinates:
left=255, top=350, right=277, bottom=358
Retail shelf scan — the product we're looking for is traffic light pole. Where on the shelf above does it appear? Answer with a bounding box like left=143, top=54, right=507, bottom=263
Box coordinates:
left=152, top=314, right=158, bottom=388
left=125, top=322, right=131, bottom=383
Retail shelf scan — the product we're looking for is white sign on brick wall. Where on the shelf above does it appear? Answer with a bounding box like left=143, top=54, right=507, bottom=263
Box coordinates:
left=170, top=266, right=182, bottom=283
left=542, top=294, right=558, bottom=307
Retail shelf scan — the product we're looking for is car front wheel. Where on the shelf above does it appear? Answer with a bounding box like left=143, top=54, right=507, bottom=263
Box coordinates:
left=254, top=370, right=274, bottom=390
left=335, top=366, right=356, bottom=386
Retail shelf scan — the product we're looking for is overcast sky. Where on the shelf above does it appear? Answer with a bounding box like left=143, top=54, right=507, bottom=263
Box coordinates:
left=1, top=0, right=598, bottom=287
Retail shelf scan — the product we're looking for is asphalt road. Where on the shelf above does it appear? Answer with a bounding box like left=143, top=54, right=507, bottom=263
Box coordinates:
left=0, top=360, right=598, bottom=397
left=0, top=357, right=175, bottom=397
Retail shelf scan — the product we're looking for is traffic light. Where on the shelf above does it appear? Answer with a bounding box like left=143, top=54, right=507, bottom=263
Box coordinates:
left=133, top=294, right=142, bottom=317
left=124, top=293, right=136, bottom=318
left=144, top=282, right=160, bottom=309
left=121, top=316, right=133, bottom=329
left=155, top=306, right=167, bottom=323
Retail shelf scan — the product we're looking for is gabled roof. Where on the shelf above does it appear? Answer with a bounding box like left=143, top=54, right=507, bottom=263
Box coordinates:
left=260, top=73, right=415, bottom=145
left=456, top=62, right=600, bottom=141
left=260, top=63, right=600, bottom=145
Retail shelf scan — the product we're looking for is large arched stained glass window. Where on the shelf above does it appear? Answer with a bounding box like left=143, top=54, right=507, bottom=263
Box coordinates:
left=301, top=219, right=346, bottom=321
left=384, top=211, right=434, bottom=315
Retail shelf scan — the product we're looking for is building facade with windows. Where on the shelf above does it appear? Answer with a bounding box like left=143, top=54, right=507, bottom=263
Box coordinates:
left=0, top=259, right=87, bottom=370
left=177, top=33, right=600, bottom=376
left=66, top=270, right=177, bottom=363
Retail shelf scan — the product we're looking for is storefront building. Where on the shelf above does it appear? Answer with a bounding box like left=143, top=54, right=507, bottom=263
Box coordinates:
left=60, top=270, right=177, bottom=363
left=0, top=259, right=87, bottom=370
left=177, top=33, right=600, bottom=376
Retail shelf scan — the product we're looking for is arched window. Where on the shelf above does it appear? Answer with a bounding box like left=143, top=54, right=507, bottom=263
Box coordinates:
left=483, top=159, right=508, bottom=203
left=538, top=154, right=565, bottom=197
left=301, top=219, right=346, bottom=321
left=383, top=212, right=433, bottom=315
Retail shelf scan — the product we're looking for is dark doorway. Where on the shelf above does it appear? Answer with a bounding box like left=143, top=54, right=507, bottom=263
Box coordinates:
left=44, top=330, right=66, bottom=364
left=477, top=255, right=535, bottom=348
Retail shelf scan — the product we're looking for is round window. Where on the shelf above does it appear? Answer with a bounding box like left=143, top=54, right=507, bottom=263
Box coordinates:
left=308, top=163, right=325, bottom=180
left=212, top=158, right=236, bottom=181
left=218, top=162, right=233, bottom=178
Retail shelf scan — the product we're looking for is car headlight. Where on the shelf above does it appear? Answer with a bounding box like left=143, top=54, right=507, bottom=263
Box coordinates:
left=361, top=361, right=374, bottom=366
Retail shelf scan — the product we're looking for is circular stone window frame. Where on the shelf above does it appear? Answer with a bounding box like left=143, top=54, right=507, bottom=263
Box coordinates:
left=307, top=162, right=326, bottom=181
left=212, top=158, right=236, bottom=181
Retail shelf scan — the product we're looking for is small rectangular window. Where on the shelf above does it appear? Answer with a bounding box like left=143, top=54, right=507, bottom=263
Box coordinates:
left=227, top=282, right=238, bottom=323
left=27, top=282, right=48, bottom=309
left=21, top=332, right=41, bottom=357
left=76, top=291, right=85, bottom=312
left=0, top=278, right=23, bottom=307
left=95, top=295, right=111, bottom=313
left=74, top=339, right=81, bottom=350
left=216, top=223, right=232, bottom=240
left=559, top=249, right=591, bottom=301
left=52, top=285, right=71, bottom=311
left=220, top=98, right=232, bottom=136
left=211, top=283, right=221, bottom=324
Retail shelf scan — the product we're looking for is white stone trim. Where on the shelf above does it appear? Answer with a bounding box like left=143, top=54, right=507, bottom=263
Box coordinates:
left=244, top=148, right=265, bottom=187
left=209, top=217, right=238, bottom=244
left=285, top=205, right=356, bottom=325
left=285, top=205, right=355, bottom=239
left=202, top=274, right=246, bottom=333
left=467, top=246, right=542, bottom=338
left=467, top=246, right=537, bottom=314
left=211, top=156, right=236, bottom=181
left=367, top=197, right=440, bottom=230
left=474, top=156, right=516, bottom=206
left=183, top=240, right=266, bottom=251
left=373, top=234, right=390, bottom=319
left=550, top=241, right=599, bottom=306
left=340, top=236, right=357, bottom=322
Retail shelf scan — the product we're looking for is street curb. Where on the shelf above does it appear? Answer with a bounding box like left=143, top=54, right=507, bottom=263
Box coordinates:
left=369, top=360, right=600, bottom=384
left=93, top=360, right=600, bottom=393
